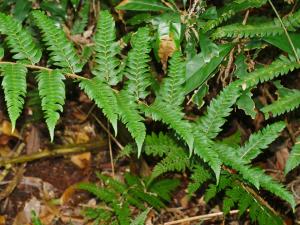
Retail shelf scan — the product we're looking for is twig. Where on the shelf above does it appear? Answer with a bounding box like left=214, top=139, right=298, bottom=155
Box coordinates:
left=91, top=113, right=124, bottom=150
left=163, top=209, right=239, bottom=225
left=0, top=141, right=106, bottom=167
left=268, top=0, right=300, bottom=63
left=0, top=61, right=88, bottom=80
left=107, top=121, right=115, bottom=177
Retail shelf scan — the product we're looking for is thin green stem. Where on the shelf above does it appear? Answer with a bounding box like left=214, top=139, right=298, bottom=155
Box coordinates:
left=268, top=0, right=300, bottom=63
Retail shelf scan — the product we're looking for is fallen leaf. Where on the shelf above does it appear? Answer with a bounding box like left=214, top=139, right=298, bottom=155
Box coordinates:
left=0, top=215, right=5, bottom=225
left=1, top=120, right=21, bottom=138
left=70, top=152, right=91, bottom=169
left=158, top=35, right=176, bottom=72
left=60, top=184, right=77, bottom=205
left=276, top=147, right=289, bottom=171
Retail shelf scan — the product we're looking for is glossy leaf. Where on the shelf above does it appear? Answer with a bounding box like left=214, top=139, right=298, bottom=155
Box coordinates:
left=116, top=0, right=171, bottom=11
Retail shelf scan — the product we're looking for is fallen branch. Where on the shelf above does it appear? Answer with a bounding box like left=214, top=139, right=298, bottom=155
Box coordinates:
left=0, top=140, right=107, bottom=167
left=163, top=209, right=239, bottom=225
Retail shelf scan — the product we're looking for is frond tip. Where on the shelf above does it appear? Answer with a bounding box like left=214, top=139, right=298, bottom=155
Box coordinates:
left=37, top=70, right=65, bottom=141
left=1, top=63, right=27, bottom=131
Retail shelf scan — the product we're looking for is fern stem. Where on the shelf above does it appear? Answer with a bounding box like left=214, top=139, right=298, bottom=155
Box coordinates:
left=268, top=0, right=300, bottom=63
left=0, top=61, right=87, bottom=80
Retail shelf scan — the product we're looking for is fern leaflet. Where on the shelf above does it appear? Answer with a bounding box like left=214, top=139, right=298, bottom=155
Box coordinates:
left=188, top=165, right=211, bottom=196
left=142, top=100, right=194, bottom=153
left=0, top=13, right=41, bottom=64
left=80, top=78, right=119, bottom=134
left=239, top=121, right=286, bottom=162
left=93, top=10, right=121, bottom=85
left=125, top=27, right=151, bottom=100
left=285, top=136, right=300, bottom=174
left=31, top=10, right=82, bottom=73
left=158, top=51, right=185, bottom=106
left=1, top=63, right=27, bottom=130
left=117, top=90, right=146, bottom=157
left=37, top=70, right=65, bottom=141
left=261, top=89, right=300, bottom=119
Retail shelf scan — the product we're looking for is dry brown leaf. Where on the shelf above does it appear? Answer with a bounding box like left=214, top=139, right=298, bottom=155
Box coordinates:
left=275, top=147, right=289, bottom=171
left=158, top=35, right=176, bottom=73
left=13, top=197, right=41, bottom=225
left=60, top=184, right=77, bottom=205
left=1, top=120, right=21, bottom=138
left=0, top=215, right=5, bottom=225
left=70, top=152, right=91, bottom=169
left=25, top=126, right=41, bottom=155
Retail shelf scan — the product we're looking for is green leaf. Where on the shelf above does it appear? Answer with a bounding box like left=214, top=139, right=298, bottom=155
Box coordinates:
left=285, top=137, right=300, bottom=174
left=117, top=90, right=146, bottom=157
left=237, top=91, right=256, bottom=119
left=116, top=0, right=171, bottom=11
left=1, top=63, right=27, bottom=131
left=130, top=209, right=150, bottom=225
left=80, top=78, right=119, bottom=134
left=185, top=44, right=233, bottom=94
left=264, top=33, right=300, bottom=55
left=13, top=0, right=31, bottom=22
left=37, top=70, right=65, bottom=141
left=239, top=121, right=286, bottom=162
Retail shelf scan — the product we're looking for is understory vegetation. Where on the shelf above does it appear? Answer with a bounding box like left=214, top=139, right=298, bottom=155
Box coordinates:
left=0, top=0, right=300, bottom=224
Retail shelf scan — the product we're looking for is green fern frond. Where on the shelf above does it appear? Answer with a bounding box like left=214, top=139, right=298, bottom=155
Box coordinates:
left=285, top=137, right=300, bottom=174
left=239, top=56, right=300, bottom=89
left=261, top=89, right=300, bottom=119
left=148, top=179, right=180, bottom=202
left=130, top=209, right=150, bottom=225
left=142, top=100, right=194, bottom=152
left=144, top=132, right=179, bottom=157
left=112, top=202, right=130, bottom=225
left=93, top=10, right=121, bottom=85
left=212, top=10, right=300, bottom=39
left=216, top=9, right=300, bottom=39
left=71, top=2, right=90, bottom=35
left=80, top=78, right=119, bottom=134
left=31, top=10, right=82, bottom=73
left=239, top=121, right=286, bottom=162
left=0, top=13, right=41, bottom=64
left=1, top=63, right=27, bottom=130
left=158, top=51, right=185, bottom=106
left=195, top=82, right=241, bottom=139
left=37, top=70, right=65, bottom=141
left=117, top=90, right=146, bottom=157
left=215, top=143, right=295, bottom=208
left=125, top=27, right=151, bottom=100
left=203, top=0, right=267, bottom=32
left=188, top=165, right=211, bottom=196
left=77, top=182, right=116, bottom=203
left=151, top=146, right=189, bottom=179
left=193, top=134, right=221, bottom=182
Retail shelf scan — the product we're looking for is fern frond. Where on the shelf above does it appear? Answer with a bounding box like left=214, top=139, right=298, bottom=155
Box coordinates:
left=151, top=146, right=189, bottom=179
left=93, top=10, right=121, bottom=85
left=80, top=78, right=119, bottom=134
left=285, top=137, right=300, bottom=174
left=188, top=165, right=211, bottom=196
left=158, top=51, right=185, bottom=106
left=37, top=70, right=65, bottom=141
left=203, top=0, right=267, bottom=32
left=239, top=121, right=286, bottom=162
left=71, top=2, right=90, bottom=35
left=195, top=82, right=241, bottom=139
left=130, top=209, right=150, bottom=225
left=148, top=179, right=180, bottom=202
left=212, top=10, right=300, bottom=39
left=112, top=202, right=130, bottom=225
left=0, top=13, right=41, bottom=64
left=261, top=89, right=300, bottom=119
left=77, top=182, right=115, bottom=203
left=239, top=56, right=300, bottom=89
left=142, top=100, right=194, bottom=152
left=31, top=10, right=82, bottom=73
left=117, top=90, right=146, bottom=157
left=215, top=143, right=296, bottom=208
left=125, top=27, right=151, bottom=100
left=144, top=132, right=179, bottom=157
left=224, top=185, right=283, bottom=225
left=1, top=63, right=27, bottom=130
left=193, top=134, right=221, bottom=182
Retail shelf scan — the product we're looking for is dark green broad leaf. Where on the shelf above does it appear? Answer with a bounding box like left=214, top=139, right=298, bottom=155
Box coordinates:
left=185, top=43, right=233, bottom=94
left=13, top=0, right=31, bottom=22
left=116, top=0, right=172, bottom=11
left=264, top=33, right=300, bottom=55
left=237, top=91, right=256, bottom=119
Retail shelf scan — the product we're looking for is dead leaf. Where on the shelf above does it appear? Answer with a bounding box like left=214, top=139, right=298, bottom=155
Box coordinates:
left=25, top=126, right=41, bottom=155
left=275, top=147, right=289, bottom=171
left=0, top=215, right=5, bottom=225
left=70, top=152, right=91, bottom=169
left=1, top=120, right=21, bottom=138
left=158, top=35, right=176, bottom=73
left=60, top=185, right=77, bottom=205
left=13, top=197, right=41, bottom=225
